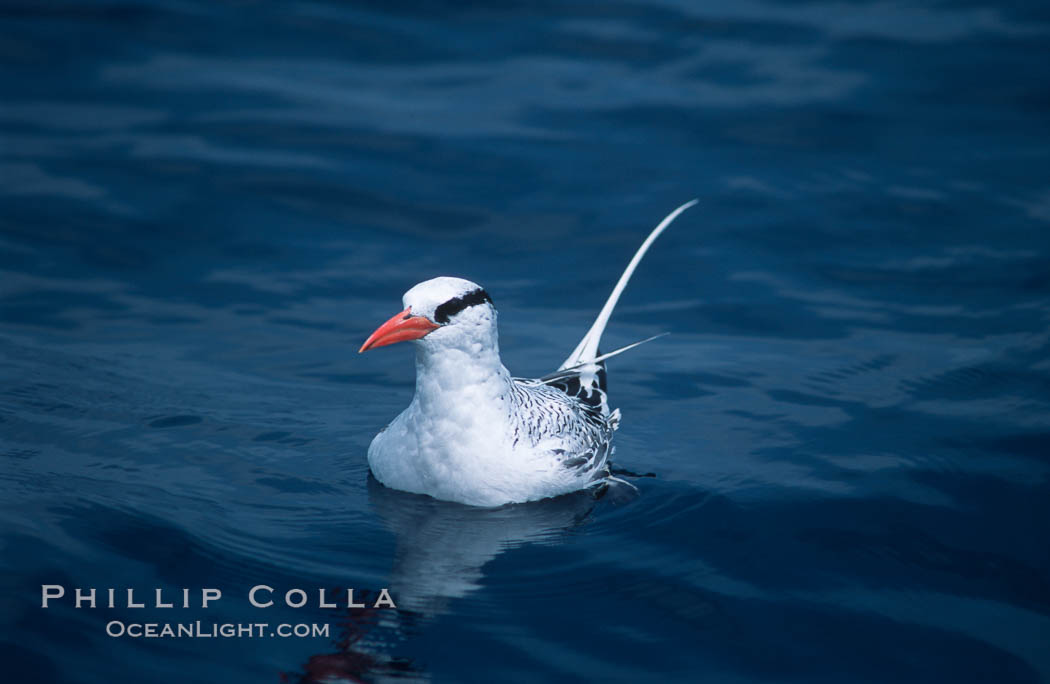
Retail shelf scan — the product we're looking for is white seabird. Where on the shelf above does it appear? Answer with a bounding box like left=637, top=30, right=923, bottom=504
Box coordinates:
left=359, top=200, right=698, bottom=507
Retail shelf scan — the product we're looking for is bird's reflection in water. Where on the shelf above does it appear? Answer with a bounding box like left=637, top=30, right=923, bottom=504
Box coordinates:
left=372, top=475, right=604, bottom=616
left=287, top=476, right=626, bottom=683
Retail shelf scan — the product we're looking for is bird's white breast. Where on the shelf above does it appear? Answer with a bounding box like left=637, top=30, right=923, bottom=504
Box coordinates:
left=368, top=363, right=608, bottom=507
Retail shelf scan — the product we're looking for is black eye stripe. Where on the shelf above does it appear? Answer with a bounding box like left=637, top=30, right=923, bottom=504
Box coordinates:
left=434, top=288, right=493, bottom=324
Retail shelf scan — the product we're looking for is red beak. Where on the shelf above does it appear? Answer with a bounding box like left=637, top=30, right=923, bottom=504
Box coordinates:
left=359, top=307, right=440, bottom=353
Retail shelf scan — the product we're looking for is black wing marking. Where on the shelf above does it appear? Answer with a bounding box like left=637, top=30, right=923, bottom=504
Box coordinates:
left=517, top=333, right=667, bottom=416
left=547, top=355, right=608, bottom=412
left=507, top=379, right=615, bottom=477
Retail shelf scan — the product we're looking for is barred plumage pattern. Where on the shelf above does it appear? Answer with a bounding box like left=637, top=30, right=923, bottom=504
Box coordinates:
left=507, top=366, right=616, bottom=478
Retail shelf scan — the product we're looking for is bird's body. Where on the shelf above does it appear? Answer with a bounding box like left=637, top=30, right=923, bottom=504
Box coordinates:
left=369, top=357, right=614, bottom=507
left=361, top=201, right=697, bottom=507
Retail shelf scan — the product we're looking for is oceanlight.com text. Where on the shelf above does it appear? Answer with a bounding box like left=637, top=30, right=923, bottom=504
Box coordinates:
left=105, top=621, right=330, bottom=639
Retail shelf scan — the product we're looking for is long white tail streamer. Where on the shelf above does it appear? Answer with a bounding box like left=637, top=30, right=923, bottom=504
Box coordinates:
left=559, top=199, right=699, bottom=372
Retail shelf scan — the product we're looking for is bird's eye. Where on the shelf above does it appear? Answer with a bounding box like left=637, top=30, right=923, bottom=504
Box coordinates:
left=434, top=288, right=493, bottom=324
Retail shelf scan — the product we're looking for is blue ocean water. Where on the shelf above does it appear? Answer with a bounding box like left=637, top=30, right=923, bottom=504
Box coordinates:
left=2, top=1, right=1049, bottom=682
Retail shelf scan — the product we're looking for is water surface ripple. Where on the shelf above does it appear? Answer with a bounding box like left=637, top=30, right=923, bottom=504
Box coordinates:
left=2, top=1, right=1049, bottom=682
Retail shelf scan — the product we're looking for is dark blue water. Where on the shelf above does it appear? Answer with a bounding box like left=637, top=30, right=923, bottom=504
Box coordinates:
left=3, top=1, right=1050, bottom=682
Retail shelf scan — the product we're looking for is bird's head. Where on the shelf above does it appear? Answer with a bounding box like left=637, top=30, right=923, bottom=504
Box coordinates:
left=359, top=277, right=498, bottom=354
